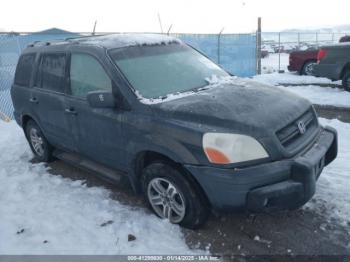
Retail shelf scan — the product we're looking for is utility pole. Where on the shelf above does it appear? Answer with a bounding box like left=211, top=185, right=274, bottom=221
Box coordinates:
left=217, top=27, right=224, bottom=65
left=257, top=17, right=262, bottom=75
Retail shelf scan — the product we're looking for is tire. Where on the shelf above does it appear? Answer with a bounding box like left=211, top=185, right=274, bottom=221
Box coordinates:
left=25, top=120, right=53, bottom=162
left=342, top=71, right=350, bottom=92
left=301, top=60, right=317, bottom=76
left=142, top=161, right=209, bottom=229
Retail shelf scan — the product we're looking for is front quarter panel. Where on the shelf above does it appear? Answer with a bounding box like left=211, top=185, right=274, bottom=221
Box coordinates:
left=123, top=111, right=205, bottom=169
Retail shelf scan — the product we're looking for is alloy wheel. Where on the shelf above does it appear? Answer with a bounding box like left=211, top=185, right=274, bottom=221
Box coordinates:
left=304, top=62, right=316, bottom=75
left=147, top=177, right=186, bottom=223
left=29, top=127, right=44, bottom=156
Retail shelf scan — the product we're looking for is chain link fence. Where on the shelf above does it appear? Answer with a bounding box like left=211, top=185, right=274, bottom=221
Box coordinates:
left=0, top=32, right=77, bottom=120
left=0, top=31, right=257, bottom=121
left=260, top=32, right=350, bottom=73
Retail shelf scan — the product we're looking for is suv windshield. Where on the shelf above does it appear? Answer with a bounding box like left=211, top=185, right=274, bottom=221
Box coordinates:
left=109, top=43, right=229, bottom=99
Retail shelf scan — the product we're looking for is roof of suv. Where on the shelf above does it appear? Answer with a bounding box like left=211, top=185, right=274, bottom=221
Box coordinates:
left=26, top=33, right=182, bottom=51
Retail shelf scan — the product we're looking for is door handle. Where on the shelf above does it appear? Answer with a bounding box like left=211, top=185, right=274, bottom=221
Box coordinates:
left=29, top=97, right=38, bottom=104
left=65, top=108, right=77, bottom=115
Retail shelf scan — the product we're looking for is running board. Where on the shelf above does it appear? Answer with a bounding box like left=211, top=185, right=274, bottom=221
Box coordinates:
left=53, top=150, right=124, bottom=183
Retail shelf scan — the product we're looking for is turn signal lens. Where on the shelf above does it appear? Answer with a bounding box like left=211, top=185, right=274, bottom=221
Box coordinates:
left=204, top=148, right=231, bottom=164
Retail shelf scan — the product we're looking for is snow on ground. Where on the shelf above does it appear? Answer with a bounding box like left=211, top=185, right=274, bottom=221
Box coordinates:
left=261, top=53, right=289, bottom=74
left=276, top=85, right=350, bottom=108
left=252, top=72, right=349, bottom=108
left=254, top=72, right=340, bottom=86
left=305, top=118, right=350, bottom=227
left=0, top=121, right=201, bottom=255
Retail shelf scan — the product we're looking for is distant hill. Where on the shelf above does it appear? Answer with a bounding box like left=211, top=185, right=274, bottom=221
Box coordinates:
left=282, top=25, right=350, bottom=33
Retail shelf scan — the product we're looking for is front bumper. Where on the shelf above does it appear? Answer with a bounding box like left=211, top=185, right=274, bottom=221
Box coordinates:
left=185, top=126, right=338, bottom=212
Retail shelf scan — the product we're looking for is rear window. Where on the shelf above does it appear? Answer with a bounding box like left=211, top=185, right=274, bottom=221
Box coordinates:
left=38, top=53, right=66, bottom=93
left=14, top=54, right=36, bottom=86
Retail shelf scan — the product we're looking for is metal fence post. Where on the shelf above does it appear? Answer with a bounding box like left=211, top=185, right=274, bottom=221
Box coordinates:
left=278, top=32, right=281, bottom=72
left=257, top=17, right=262, bottom=75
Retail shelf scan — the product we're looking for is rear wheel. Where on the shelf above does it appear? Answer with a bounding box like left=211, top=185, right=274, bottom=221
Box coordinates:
left=25, top=120, right=53, bottom=162
left=142, top=161, right=209, bottom=229
left=342, top=71, right=350, bottom=92
left=301, top=60, right=317, bottom=76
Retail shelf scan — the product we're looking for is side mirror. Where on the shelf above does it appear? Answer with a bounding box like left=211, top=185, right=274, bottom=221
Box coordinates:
left=87, top=91, right=115, bottom=108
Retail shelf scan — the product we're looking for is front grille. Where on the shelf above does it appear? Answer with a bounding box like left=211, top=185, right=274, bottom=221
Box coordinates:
left=276, top=109, right=317, bottom=149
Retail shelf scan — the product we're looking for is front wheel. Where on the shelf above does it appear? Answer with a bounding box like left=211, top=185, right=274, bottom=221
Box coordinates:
left=25, top=120, right=53, bottom=162
left=142, top=161, right=209, bottom=229
left=342, top=71, right=350, bottom=92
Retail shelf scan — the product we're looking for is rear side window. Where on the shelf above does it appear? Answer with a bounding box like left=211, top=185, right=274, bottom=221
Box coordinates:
left=39, top=53, right=66, bottom=93
left=14, top=54, right=36, bottom=86
left=69, top=53, right=112, bottom=98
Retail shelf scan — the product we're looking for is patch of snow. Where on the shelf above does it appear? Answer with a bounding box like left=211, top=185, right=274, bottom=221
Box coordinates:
left=135, top=89, right=199, bottom=105
left=305, top=118, right=350, bottom=227
left=79, top=33, right=182, bottom=48
left=252, top=72, right=348, bottom=107
left=253, top=72, right=341, bottom=86
left=276, top=85, right=350, bottom=108
left=0, top=121, right=201, bottom=255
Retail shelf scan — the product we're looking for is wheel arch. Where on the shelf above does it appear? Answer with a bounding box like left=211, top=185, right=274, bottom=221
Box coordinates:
left=301, top=59, right=317, bottom=74
left=340, top=62, right=350, bottom=79
left=131, top=150, right=211, bottom=207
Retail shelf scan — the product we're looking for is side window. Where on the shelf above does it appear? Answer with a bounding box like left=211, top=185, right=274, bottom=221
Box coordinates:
left=70, top=53, right=112, bottom=98
left=14, top=54, right=36, bottom=86
left=40, top=53, right=66, bottom=93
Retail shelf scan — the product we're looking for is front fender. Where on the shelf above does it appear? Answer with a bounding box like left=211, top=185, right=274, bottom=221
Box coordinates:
left=126, top=132, right=201, bottom=168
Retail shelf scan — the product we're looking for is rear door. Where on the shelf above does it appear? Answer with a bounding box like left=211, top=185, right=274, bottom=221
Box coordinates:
left=11, top=53, right=36, bottom=122
left=64, top=52, right=125, bottom=170
left=31, top=52, right=76, bottom=151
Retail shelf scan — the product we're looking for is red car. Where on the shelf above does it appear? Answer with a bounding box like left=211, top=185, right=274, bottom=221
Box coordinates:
left=288, top=49, right=318, bottom=75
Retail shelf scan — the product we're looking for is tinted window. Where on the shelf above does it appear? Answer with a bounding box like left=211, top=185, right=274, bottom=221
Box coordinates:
left=40, top=53, right=66, bottom=93
left=70, top=53, right=112, bottom=98
left=14, top=54, right=36, bottom=86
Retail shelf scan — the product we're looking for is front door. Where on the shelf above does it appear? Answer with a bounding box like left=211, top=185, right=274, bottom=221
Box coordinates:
left=64, top=52, right=126, bottom=170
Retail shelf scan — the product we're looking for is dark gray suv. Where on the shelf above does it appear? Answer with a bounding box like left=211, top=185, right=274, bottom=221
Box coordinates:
left=11, top=34, right=338, bottom=229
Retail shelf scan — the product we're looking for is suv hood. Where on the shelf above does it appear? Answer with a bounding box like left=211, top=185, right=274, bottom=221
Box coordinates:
left=152, top=79, right=311, bottom=138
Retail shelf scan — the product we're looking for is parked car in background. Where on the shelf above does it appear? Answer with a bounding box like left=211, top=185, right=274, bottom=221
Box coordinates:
left=288, top=49, right=318, bottom=75
left=314, top=43, right=350, bottom=92
left=339, top=35, right=350, bottom=43
left=11, top=34, right=338, bottom=229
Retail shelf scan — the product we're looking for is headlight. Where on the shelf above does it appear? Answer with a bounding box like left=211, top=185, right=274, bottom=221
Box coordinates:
left=202, top=133, right=269, bottom=164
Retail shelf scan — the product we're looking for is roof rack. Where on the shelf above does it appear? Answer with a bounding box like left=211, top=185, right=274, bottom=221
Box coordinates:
left=64, top=33, right=109, bottom=41
left=27, top=34, right=110, bottom=48
left=27, top=38, right=69, bottom=48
